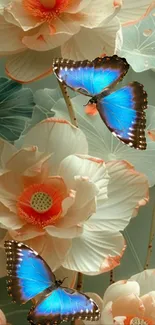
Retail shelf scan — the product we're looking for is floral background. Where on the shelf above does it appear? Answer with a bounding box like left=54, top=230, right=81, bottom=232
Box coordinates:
left=0, top=1, right=155, bottom=325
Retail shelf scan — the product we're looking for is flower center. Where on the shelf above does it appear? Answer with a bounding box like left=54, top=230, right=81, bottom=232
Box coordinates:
left=17, top=183, right=65, bottom=227
left=23, top=0, right=70, bottom=22
left=30, top=192, right=52, bottom=213
left=124, top=316, right=153, bottom=325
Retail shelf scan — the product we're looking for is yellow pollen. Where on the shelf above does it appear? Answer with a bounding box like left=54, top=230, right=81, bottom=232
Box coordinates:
left=30, top=192, right=52, bottom=213
left=40, top=0, right=56, bottom=9
left=130, top=318, right=149, bottom=325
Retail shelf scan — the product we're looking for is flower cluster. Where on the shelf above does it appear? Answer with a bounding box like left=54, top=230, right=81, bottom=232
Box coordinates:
left=0, top=0, right=154, bottom=82
left=0, top=118, right=148, bottom=276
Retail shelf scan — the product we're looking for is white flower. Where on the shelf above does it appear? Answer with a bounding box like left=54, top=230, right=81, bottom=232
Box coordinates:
left=0, top=118, right=148, bottom=275
left=82, top=269, right=155, bottom=325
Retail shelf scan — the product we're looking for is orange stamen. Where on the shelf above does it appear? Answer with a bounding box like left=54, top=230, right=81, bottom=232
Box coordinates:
left=23, top=0, right=71, bottom=23
left=124, top=315, right=154, bottom=325
left=17, top=183, right=66, bottom=227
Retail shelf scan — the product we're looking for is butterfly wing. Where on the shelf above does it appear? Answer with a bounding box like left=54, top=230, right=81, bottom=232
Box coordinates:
left=97, top=81, right=148, bottom=149
left=4, top=240, right=56, bottom=304
left=28, top=287, right=100, bottom=325
left=52, top=55, right=129, bottom=97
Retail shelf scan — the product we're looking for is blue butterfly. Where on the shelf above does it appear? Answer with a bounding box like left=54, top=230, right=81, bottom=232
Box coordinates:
left=52, top=55, right=148, bottom=150
left=4, top=240, right=100, bottom=325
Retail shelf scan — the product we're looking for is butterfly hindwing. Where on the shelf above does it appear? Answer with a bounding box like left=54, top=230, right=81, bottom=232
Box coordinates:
left=97, top=81, right=148, bottom=149
left=53, top=55, right=129, bottom=97
left=28, top=287, right=100, bottom=325
left=4, top=240, right=56, bottom=304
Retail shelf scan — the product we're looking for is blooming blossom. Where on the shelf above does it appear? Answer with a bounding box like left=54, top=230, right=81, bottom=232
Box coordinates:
left=0, top=0, right=154, bottom=82
left=0, top=310, right=10, bottom=325
left=0, top=118, right=148, bottom=275
left=82, top=269, right=155, bottom=325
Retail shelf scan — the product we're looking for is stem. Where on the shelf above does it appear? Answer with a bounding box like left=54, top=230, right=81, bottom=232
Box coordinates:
left=144, top=204, right=155, bottom=269
left=110, top=270, right=115, bottom=284
left=58, top=80, right=78, bottom=128
left=76, top=272, right=83, bottom=292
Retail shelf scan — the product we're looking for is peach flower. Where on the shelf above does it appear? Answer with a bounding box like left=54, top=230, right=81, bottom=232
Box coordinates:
left=0, top=118, right=148, bottom=275
left=0, top=0, right=154, bottom=82
left=0, top=310, right=10, bottom=325
left=82, top=269, right=155, bottom=325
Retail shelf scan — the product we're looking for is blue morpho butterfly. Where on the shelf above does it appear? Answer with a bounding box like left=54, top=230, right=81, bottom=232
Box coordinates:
left=4, top=240, right=100, bottom=325
left=52, top=55, right=148, bottom=150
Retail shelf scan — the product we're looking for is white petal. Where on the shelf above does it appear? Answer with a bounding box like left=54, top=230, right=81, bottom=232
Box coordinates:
left=64, top=0, right=92, bottom=13
left=0, top=15, right=25, bottom=54
left=80, top=0, right=120, bottom=28
left=0, top=138, right=17, bottom=170
left=62, top=228, right=125, bottom=274
left=25, top=234, right=72, bottom=271
left=57, top=176, right=98, bottom=227
left=117, top=0, right=155, bottom=26
left=130, top=269, right=155, bottom=296
left=101, top=301, right=114, bottom=325
left=4, top=1, right=42, bottom=31
left=22, top=119, right=88, bottom=174
left=59, top=155, right=109, bottom=196
left=86, top=160, right=148, bottom=231
left=61, top=17, right=121, bottom=60
left=5, top=48, right=60, bottom=83
left=117, top=11, right=155, bottom=72
left=22, top=17, right=80, bottom=51
left=103, top=280, right=140, bottom=306
left=45, top=224, right=83, bottom=238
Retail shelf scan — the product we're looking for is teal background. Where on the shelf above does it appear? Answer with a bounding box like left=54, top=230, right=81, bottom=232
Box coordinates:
left=0, top=57, right=155, bottom=324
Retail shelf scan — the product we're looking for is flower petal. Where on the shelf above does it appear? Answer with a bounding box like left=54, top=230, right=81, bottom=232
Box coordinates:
left=0, top=138, right=17, bottom=171
left=130, top=269, right=155, bottom=295
left=62, top=228, right=125, bottom=275
left=86, top=160, right=149, bottom=232
left=6, top=146, right=44, bottom=173
left=45, top=224, right=83, bottom=238
left=26, top=233, right=72, bottom=271
left=0, top=309, right=7, bottom=324
left=59, top=155, right=109, bottom=196
left=4, top=0, right=42, bottom=31
left=0, top=171, right=23, bottom=212
left=103, top=280, right=140, bottom=306
left=5, top=49, right=58, bottom=83
left=64, top=0, right=92, bottom=13
left=80, top=0, right=120, bottom=28
left=141, top=293, right=155, bottom=320
left=61, top=17, right=121, bottom=60
left=22, top=16, right=80, bottom=51
left=0, top=203, right=25, bottom=230
left=102, top=301, right=114, bottom=325
left=117, top=0, right=155, bottom=26
left=9, top=224, right=44, bottom=241
left=0, top=15, right=25, bottom=54
left=112, top=294, right=144, bottom=318
left=22, top=119, right=88, bottom=174
left=117, top=11, right=155, bottom=72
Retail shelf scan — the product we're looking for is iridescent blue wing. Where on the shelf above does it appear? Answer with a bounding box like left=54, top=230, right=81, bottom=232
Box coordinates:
left=28, top=287, right=100, bottom=325
left=4, top=241, right=56, bottom=304
left=52, top=55, right=129, bottom=97
left=97, top=82, right=148, bottom=150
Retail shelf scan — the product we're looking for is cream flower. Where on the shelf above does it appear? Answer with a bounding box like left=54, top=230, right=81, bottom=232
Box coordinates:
left=0, top=310, right=10, bottom=325
left=83, top=269, right=155, bottom=325
left=0, top=118, right=148, bottom=275
left=0, top=0, right=154, bottom=82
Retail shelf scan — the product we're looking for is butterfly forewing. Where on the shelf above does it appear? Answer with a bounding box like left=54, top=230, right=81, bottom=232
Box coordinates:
left=97, top=81, right=148, bottom=150
left=52, top=55, right=129, bottom=97
left=28, top=287, right=100, bottom=325
left=4, top=240, right=56, bottom=304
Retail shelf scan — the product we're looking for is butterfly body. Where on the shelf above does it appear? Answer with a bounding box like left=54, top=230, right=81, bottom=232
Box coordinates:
left=53, top=55, right=148, bottom=150
left=4, top=241, right=100, bottom=325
